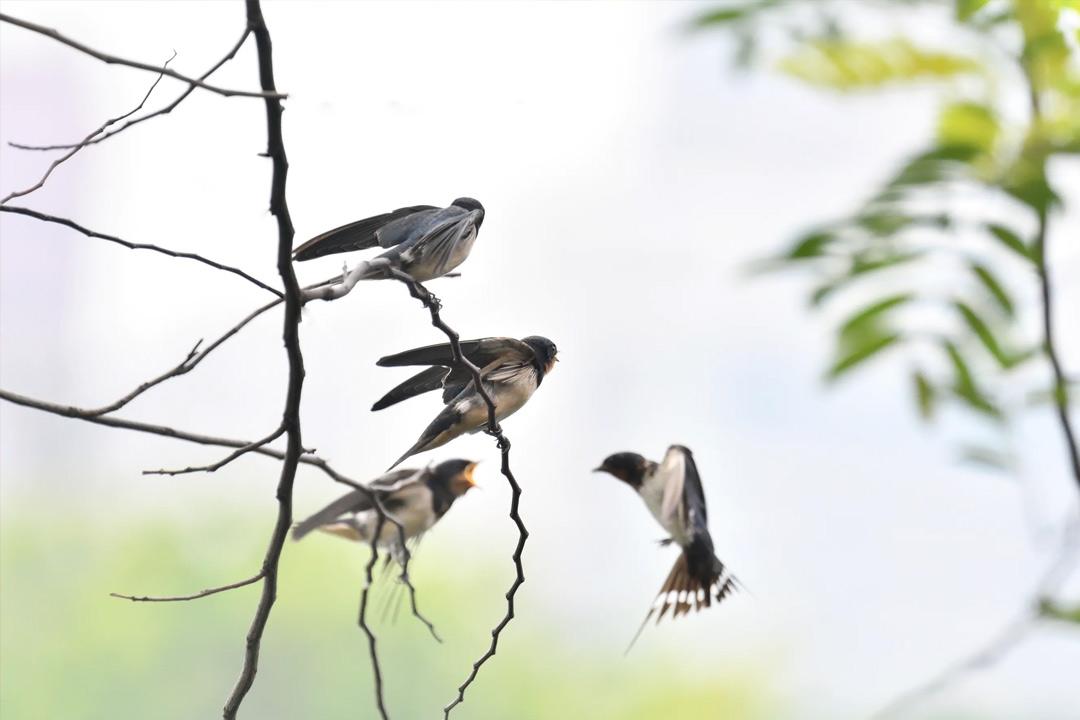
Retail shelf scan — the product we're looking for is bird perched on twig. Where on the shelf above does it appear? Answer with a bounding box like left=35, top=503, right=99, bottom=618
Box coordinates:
left=292, top=459, right=478, bottom=559
left=594, top=445, right=738, bottom=650
left=374, top=336, right=558, bottom=469
left=292, top=198, right=484, bottom=283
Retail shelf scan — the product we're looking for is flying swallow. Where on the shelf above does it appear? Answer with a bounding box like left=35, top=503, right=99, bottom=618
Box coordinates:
left=374, top=336, right=558, bottom=469
left=594, top=445, right=738, bottom=649
left=292, top=459, right=478, bottom=556
left=291, top=198, right=484, bottom=282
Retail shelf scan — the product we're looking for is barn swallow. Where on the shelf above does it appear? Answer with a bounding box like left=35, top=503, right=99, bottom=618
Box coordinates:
left=292, top=198, right=484, bottom=282
left=292, top=459, right=478, bottom=556
left=374, top=336, right=558, bottom=469
left=594, top=445, right=737, bottom=649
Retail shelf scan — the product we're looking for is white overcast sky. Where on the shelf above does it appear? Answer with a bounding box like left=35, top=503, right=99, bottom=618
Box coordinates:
left=2, top=2, right=1079, bottom=718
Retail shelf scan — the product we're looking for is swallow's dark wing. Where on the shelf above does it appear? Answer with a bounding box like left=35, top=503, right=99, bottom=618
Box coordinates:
left=292, top=468, right=420, bottom=539
left=372, top=366, right=451, bottom=411
left=387, top=208, right=481, bottom=268
left=377, top=337, right=534, bottom=370
left=292, top=204, right=438, bottom=261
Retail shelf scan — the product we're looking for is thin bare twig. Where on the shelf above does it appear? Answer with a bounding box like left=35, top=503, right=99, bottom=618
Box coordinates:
left=0, top=206, right=282, bottom=297
left=111, top=573, right=265, bottom=603
left=9, top=29, right=252, bottom=152
left=143, top=425, right=286, bottom=476
left=1, top=56, right=173, bottom=205
left=221, top=3, right=304, bottom=717
left=392, top=529, right=443, bottom=643
left=382, top=268, right=529, bottom=718
left=0, top=12, right=282, bottom=99
left=359, top=507, right=390, bottom=720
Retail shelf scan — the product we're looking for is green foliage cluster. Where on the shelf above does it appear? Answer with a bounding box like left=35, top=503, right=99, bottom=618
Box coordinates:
left=696, top=0, right=1079, bottom=468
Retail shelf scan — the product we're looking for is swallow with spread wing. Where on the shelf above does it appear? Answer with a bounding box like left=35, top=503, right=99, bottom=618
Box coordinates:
left=292, top=459, right=478, bottom=557
left=374, top=336, right=558, bottom=469
left=594, top=445, right=738, bottom=648
left=292, top=197, right=484, bottom=282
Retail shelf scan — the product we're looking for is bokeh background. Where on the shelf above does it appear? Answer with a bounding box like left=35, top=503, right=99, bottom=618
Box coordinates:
left=1, top=2, right=1078, bottom=719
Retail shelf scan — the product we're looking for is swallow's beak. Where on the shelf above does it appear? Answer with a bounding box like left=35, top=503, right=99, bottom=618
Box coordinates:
left=464, top=461, right=479, bottom=487
left=592, top=466, right=605, bottom=473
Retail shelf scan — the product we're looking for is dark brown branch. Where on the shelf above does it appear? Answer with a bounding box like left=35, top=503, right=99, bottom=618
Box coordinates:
left=1, top=56, right=172, bottom=205
left=392, top=529, right=443, bottom=644
left=358, top=508, right=390, bottom=720
left=0, top=12, right=282, bottom=99
left=0, top=206, right=283, bottom=297
left=382, top=269, right=529, bottom=718
left=143, top=425, right=286, bottom=476
left=111, top=572, right=265, bottom=603
left=9, top=29, right=251, bottom=152
left=222, top=3, right=304, bottom=718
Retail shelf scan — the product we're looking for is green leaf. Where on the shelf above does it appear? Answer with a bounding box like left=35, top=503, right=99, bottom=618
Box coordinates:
left=954, top=301, right=1013, bottom=368
left=984, top=223, right=1033, bottom=262
left=1039, top=599, right=1080, bottom=624
left=693, top=2, right=772, bottom=28
left=838, top=294, right=913, bottom=337
left=778, top=37, right=981, bottom=90
left=956, top=0, right=991, bottom=21
left=913, top=370, right=936, bottom=421
left=970, top=263, right=1015, bottom=317
left=943, top=340, right=1004, bottom=419
left=937, top=101, right=999, bottom=154
left=828, top=332, right=901, bottom=380
left=786, top=230, right=836, bottom=259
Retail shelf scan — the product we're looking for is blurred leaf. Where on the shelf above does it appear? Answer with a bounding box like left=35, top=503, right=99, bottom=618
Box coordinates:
left=838, top=294, right=913, bottom=337
left=954, top=301, right=1013, bottom=368
left=786, top=229, right=836, bottom=259
left=913, top=370, right=937, bottom=421
left=1039, top=598, right=1080, bottom=624
left=693, top=2, right=778, bottom=28
left=850, top=251, right=924, bottom=277
left=969, top=263, right=1014, bottom=317
left=984, top=223, right=1033, bottom=262
left=778, top=37, right=981, bottom=90
left=956, top=0, right=991, bottom=21
left=882, top=146, right=978, bottom=196
left=1026, top=378, right=1075, bottom=408
left=937, top=101, right=999, bottom=154
left=943, top=340, right=1004, bottom=419
left=828, top=331, right=901, bottom=380
left=959, top=444, right=1015, bottom=471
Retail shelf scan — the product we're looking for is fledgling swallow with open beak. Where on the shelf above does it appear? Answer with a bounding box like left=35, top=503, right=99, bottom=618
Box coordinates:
left=594, top=445, right=738, bottom=649
left=292, top=198, right=484, bottom=282
left=373, top=336, right=558, bottom=469
left=292, top=459, right=478, bottom=557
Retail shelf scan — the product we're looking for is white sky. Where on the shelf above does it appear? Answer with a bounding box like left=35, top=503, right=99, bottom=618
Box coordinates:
left=2, top=2, right=1079, bottom=718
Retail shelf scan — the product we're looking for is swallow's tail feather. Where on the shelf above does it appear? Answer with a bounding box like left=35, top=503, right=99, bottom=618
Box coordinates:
left=372, top=367, right=449, bottom=411
left=625, top=537, right=738, bottom=653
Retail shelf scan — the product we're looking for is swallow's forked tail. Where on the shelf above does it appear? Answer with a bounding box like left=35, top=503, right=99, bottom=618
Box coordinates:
left=624, top=536, right=738, bottom=654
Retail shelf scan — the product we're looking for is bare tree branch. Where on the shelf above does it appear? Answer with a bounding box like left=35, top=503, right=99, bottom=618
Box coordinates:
left=0, top=11, right=283, bottom=99
left=377, top=269, right=529, bottom=717
left=111, top=573, right=265, bottom=603
left=359, top=508, right=390, bottom=720
left=1, top=56, right=173, bottom=204
left=221, top=3, right=304, bottom=717
left=0, top=206, right=283, bottom=297
left=9, top=29, right=252, bottom=152
left=143, top=425, right=286, bottom=476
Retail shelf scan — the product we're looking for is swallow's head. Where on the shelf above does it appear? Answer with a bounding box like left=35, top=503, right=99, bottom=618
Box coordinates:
left=452, top=197, right=485, bottom=228
left=523, top=335, right=559, bottom=376
left=431, top=458, right=480, bottom=497
left=593, top=452, right=649, bottom=489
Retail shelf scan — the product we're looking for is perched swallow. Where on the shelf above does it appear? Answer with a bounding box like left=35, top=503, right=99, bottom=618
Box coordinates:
left=594, top=445, right=737, bottom=647
left=292, top=459, right=478, bottom=555
left=374, top=336, right=558, bottom=469
left=292, top=198, right=484, bottom=282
